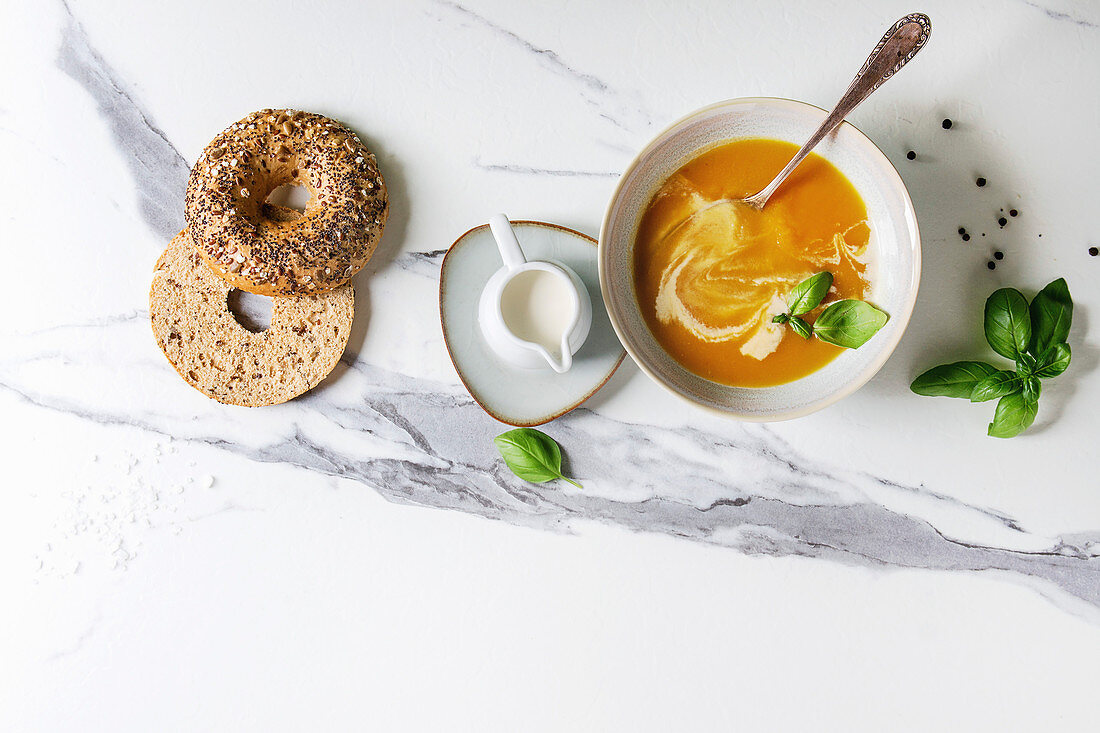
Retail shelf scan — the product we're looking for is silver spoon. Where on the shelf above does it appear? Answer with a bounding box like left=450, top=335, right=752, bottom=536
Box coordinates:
left=740, top=13, right=931, bottom=211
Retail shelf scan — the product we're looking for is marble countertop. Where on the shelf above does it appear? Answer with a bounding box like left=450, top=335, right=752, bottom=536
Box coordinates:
left=3, top=0, right=1099, bottom=730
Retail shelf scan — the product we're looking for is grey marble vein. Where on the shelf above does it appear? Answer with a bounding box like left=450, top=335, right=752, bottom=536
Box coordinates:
left=3, top=317, right=1099, bottom=617
left=407, top=248, right=448, bottom=262
left=430, top=0, right=652, bottom=133
left=391, top=249, right=447, bottom=273
left=56, top=0, right=189, bottom=240
left=2, top=309, right=146, bottom=340
left=473, top=159, right=620, bottom=178
left=45, top=612, right=101, bottom=662
left=1020, top=1, right=1099, bottom=29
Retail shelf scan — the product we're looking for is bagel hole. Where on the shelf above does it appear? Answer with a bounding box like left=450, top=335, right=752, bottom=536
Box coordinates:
left=227, top=289, right=273, bottom=333
left=264, top=183, right=311, bottom=219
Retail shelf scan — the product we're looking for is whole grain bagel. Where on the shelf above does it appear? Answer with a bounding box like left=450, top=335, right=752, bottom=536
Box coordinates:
left=150, top=230, right=354, bottom=406
left=185, top=109, right=387, bottom=296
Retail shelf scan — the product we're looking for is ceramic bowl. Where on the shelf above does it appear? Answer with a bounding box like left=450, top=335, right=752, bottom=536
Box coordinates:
left=598, top=97, right=920, bottom=421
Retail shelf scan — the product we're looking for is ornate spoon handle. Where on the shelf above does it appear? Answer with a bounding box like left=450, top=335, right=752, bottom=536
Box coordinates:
left=744, top=13, right=932, bottom=210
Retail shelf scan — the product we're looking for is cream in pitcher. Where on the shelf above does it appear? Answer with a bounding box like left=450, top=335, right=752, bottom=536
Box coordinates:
left=478, top=214, right=592, bottom=373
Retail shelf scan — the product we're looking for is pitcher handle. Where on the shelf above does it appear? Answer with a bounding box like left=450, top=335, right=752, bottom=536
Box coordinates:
left=489, top=214, right=527, bottom=271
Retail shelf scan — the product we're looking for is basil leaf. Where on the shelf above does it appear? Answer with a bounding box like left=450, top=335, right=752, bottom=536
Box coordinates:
left=1028, top=278, right=1073, bottom=356
left=1015, top=352, right=1037, bottom=377
left=787, top=272, right=833, bottom=316
left=813, top=300, right=888, bottom=349
left=1023, top=376, right=1042, bottom=403
left=1035, top=342, right=1071, bottom=378
left=970, top=370, right=1020, bottom=402
left=911, top=361, right=999, bottom=398
left=493, top=428, right=582, bottom=488
left=772, top=313, right=790, bottom=324
left=984, top=288, right=1031, bottom=360
left=987, top=391, right=1039, bottom=439
left=789, top=316, right=813, bottom=339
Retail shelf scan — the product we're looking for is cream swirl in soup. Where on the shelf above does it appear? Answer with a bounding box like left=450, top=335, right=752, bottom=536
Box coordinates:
left=634, top=139, right=872, bottom=388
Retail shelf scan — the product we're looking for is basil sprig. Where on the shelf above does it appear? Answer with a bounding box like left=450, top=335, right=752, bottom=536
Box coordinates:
left=493, top=428, right=582, bottom=488
left=771, top=272, right=888, bottom=350
left=910, top=278, right=1073, bottom=438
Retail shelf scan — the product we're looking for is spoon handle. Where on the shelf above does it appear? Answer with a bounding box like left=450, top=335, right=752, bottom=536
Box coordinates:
left=745, top=13, right=932, bottom=209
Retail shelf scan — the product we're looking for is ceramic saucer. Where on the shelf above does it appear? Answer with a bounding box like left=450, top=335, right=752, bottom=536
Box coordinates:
left=440, top=221, right=625, bottom=426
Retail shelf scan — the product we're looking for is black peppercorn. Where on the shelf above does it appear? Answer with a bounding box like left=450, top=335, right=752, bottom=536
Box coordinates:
left=1090, top=247, right=1098, bottom=256
left=976, top=177, right=987, bottom=187
left=942, top=118, right=953, bottom=129
left=994, top=251, right=1004, bottom=260
left=962, top=233, right=971, bottom=241
left=1009, top=209, right=1018, bottom=217
left=987, top=261, right=996, bottom=270
left=998, top=217, right=1007, bottom=227
left=906, top=150, right=916, bottom=160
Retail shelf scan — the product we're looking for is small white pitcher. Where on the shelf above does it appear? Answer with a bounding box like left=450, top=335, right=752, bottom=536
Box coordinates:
left=478, top=214, right=592, bottom=373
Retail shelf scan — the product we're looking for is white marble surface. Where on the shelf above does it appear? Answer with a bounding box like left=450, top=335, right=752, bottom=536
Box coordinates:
left=2, top=0, right=1099, bottom=729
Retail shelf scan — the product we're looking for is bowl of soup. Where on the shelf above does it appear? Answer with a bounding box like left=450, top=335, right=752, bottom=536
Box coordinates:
left=598, top=97, right=920, bottom=420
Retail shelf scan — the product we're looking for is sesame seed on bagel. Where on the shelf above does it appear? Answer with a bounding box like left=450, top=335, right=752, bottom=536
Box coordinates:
left=184, top=109, right=388, bottom=296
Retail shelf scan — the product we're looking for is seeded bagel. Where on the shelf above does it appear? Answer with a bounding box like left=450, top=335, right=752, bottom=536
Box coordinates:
left=185, top=109, right=388, bottom=296
left=150, top=230, right=354, bottom=406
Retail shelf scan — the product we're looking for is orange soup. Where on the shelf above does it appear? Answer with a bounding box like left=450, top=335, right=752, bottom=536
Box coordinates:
left=634, top=138, right=872, bottom=387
